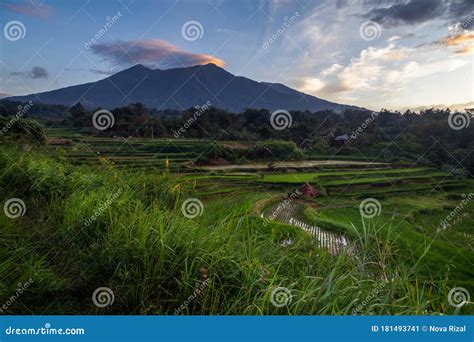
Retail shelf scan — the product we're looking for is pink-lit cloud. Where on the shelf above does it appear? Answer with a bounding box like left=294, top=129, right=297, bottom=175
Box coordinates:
left=3, top=1, right=54, bottom=19
left=90, top=39, right=225, bottom=69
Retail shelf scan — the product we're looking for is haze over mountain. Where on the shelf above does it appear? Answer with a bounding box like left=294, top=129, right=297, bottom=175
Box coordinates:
left=399, top=102, right=474, bottom=113
left=7, top=64, right=360, bottom=113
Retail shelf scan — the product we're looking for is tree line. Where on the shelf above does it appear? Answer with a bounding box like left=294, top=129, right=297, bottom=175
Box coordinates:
left=1, top=100, right=472, bottom=174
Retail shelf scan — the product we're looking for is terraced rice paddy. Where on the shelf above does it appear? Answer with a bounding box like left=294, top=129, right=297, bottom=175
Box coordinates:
left=261, top=202, right=358, bottom=257
left=35, top=129, right=473, bottom=313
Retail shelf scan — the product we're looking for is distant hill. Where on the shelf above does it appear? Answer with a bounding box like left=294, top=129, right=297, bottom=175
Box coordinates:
left=7, top=63, right=361, bottom=113
left=399, top=102, right=474, bottom=113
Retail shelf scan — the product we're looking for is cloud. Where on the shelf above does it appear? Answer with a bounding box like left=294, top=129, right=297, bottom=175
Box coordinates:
left=3, top=1, right=53, bottom=18
left=387, top=33, right=415, bottom=42
left=444, top=32, right=474, bottom=46
left=365, top=0, right=474, bottom=28
left=365, top=0, right=443, bottom=27
left=11, top=66, right=49, bottom=79
left=435, top=32, right=474, bottom=54
left=299, top=78, right=326, bottom=93
left=298, top=43, right=467, bottom=97
left=455, top=45, right=474, bottom=54
left=320, top=63, right=343, bottom=77
left=89, top=68, right=116, bottom=75
left=89, top=39, right=225, bottom=69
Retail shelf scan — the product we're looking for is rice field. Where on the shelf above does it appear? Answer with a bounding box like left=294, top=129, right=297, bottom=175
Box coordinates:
left=1, top=129, right=472, bottom=315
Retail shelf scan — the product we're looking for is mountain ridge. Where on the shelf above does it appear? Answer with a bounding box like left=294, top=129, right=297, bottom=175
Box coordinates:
left=7, top=63, right=361, bottom=113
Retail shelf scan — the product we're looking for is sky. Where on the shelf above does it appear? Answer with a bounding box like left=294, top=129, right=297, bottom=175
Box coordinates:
left=0, top=0, right=473, bottom=111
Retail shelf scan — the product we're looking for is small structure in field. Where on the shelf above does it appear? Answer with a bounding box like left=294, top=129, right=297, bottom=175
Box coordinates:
left=286, top=183, right=321, bottom=200
left=298, top=183, right=320, bottom=197
left=334, top=133, right=349, bottom=142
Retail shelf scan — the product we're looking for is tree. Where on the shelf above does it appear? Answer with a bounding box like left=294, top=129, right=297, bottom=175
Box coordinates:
left=69, top=102, right=88, bottom=127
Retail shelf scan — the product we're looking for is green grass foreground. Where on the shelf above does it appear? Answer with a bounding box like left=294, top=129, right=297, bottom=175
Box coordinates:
left=0, top=146, right=473, bottom=315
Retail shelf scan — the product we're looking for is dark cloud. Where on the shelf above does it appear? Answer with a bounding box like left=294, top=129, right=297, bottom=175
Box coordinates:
left=11, top=66, right=48, bottom=79
left=30, top=66, right=48, bottom=78
left=365, top=0, right=474, bottom=28
left=89, top=39, right=225, bottom=69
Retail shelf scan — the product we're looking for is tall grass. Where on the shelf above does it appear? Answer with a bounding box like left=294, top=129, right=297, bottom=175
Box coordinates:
left=0, top=147, right=468, bottom=315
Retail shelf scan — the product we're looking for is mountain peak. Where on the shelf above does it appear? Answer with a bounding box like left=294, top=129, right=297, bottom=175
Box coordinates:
left=187, top=62, right=225, bottom=71
left=127, top=64, right=151, bottom=71
left=6, top=64, right=359, bottom=113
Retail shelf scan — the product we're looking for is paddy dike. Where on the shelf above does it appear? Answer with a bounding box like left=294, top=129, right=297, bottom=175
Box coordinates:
left=194, top=160, right=389, bottom=172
